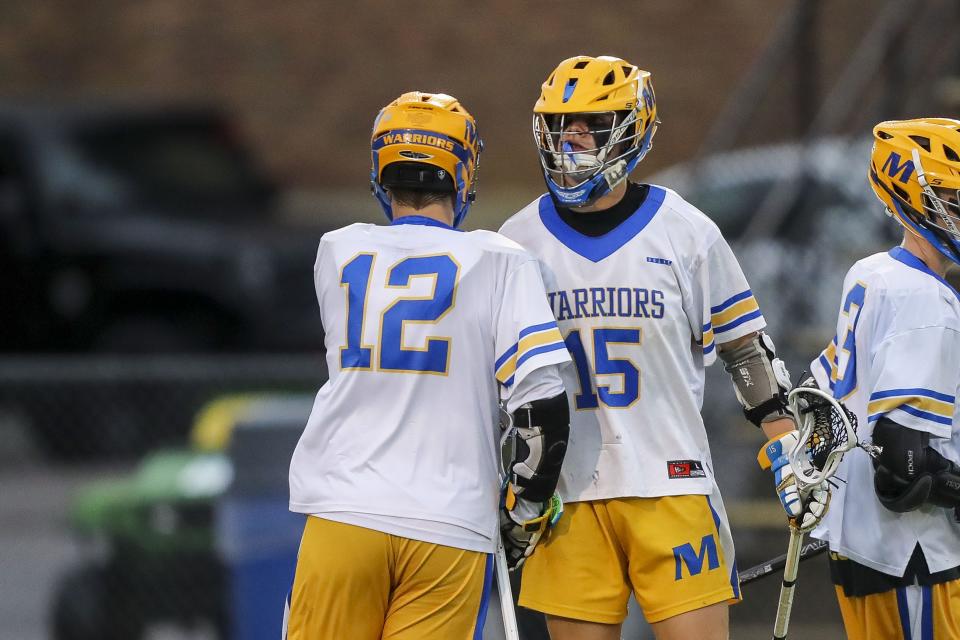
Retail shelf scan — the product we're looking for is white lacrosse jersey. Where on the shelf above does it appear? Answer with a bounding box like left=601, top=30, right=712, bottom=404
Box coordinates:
left=289, top=217, right=569, bottom=553
left=499, top=187, right=766, bottom=501
left=810, top=246, right=960, bottom=576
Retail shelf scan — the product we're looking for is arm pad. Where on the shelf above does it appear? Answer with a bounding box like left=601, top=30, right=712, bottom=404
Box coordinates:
left=872, top=417, right=960, bottom=512
left=510, top=392, right=570, bottom=503
left=718, top=332, right=792, bottom=427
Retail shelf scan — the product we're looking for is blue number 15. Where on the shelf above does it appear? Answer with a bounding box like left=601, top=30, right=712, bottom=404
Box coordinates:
left=339, top=253, right=459, bottom=374
left=564, top=327, right=642, bottom=409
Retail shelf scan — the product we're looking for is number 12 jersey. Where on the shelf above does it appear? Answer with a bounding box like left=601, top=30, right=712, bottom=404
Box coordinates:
left=289, top=218, right=569, bottom=553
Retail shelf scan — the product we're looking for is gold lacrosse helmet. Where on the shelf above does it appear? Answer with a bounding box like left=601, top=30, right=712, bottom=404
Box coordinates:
left=371, top=92, right=482, bottom=227
left=869, top=118, right=960, bottom=265
left=533, top=55, right=657, bottom=207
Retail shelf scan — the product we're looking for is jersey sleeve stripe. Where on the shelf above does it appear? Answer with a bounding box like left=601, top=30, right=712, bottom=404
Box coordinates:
left=701, top=322, right=716, bottom=355
left=869, top=404, right=954, bottom=427
left=516, top=341, right=567, bottom=369
left=495, top=321, right=561, bottom=371
left=712, top=309, right=764, bottom=335
left=495, top=326, right=564, bottom=384
left=710, top=289, right=754, bottom=314
left=869, top=388, right=956, bottom=403
left=498, top=341, right=568, bottom=388
left=701, top=323, right=715, bottom=354
left=867, top=396, right=955, bottom=426
left=519, top=320, right=560, bottom=339
left=517, top=328, right=564, bottom=362
left=711, top=296, right=760, bottom=328
left=868, top=395, right=954, bottom=416
left=494, top=343, right=518, bottom=372
left=495, top=357, right=517, bottom=384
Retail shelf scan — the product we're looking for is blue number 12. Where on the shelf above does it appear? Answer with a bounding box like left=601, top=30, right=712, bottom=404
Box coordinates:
left=339, top=253, right=459, bottom=374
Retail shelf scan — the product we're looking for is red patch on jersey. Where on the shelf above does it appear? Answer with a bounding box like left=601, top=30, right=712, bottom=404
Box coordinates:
left=667, top=460, right=706, bottom=479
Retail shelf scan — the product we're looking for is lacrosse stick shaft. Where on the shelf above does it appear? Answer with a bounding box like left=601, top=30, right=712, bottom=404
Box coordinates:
left=738, top=537, right=828, bottom=586
left=772, top=527, right=804, bottom=640
left=495, top=537, right=521, bottom=640
left=496, top=407, right=520, bottom=640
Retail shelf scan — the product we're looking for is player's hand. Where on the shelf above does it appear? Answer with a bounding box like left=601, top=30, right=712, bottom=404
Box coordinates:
left=499, top=483, right=563, bottom=570
left=758, top=430, right=831, bottom=531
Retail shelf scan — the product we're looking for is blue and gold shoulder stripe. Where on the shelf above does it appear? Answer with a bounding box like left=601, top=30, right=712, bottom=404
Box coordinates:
left=496, top=321, right=566, bottom=387
left=867, top=388, right=956, bottom=427
left=707, top=289, right=764, bottom=342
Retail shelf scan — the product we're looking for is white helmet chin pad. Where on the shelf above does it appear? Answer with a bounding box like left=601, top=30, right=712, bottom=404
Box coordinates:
left=556, top=141, right=603, bottom=181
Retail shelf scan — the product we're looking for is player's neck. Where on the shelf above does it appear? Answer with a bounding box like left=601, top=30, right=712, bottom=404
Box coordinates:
left=392, top=203, right=455, bottom=227
left=902, top=231, right=949, bottom=277
left=571, top=180, right=629, bottom=213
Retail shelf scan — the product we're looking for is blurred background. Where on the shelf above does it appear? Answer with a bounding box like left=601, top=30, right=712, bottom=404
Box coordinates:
left=1, top=1, right=958, bottom=638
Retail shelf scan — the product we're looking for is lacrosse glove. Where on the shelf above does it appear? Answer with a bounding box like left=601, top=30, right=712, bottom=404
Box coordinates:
left=499, top=482, right=563, bottom=570
left=758, top=430, right=831, bottom=531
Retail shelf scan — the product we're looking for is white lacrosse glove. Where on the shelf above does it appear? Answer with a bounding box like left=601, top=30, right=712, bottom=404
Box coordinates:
left=499, top=482, right=563, bottom=570
left=758, top=430, right=831, bottom=531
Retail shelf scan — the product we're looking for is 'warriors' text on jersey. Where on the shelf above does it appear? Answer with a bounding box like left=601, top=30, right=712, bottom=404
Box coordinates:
left=500, top=187, right=765, bottom=501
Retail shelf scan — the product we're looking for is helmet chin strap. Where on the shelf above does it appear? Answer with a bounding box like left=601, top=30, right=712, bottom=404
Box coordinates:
left=602, top=159, right=629, bottom=191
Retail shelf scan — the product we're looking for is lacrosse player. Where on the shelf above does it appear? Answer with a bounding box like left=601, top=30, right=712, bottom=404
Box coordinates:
left=808, top=119, right=960, bottom=639
left=284, top=91, right=571, bottom=640
left=498, top=55, right=826, bottom=640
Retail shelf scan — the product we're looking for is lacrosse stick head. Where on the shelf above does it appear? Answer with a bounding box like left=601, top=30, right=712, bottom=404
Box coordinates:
left=787, top=384, right=859, bottom=489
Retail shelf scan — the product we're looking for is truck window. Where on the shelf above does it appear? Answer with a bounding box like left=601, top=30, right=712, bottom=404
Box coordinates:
left=67, top=116, right=276, bottom=214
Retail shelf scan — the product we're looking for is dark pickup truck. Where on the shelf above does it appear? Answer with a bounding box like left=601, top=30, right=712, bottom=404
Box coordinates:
left=0, top=104, right=330, bottom=457
left=0, top=104, right=325, bottom=353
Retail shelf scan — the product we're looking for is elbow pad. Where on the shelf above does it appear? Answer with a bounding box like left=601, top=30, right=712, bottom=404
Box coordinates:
left=872, top=418, right=960, bottom=512
left=510, top=392, right=570, bottom=503
left=718, top=332, right=792, bottom=427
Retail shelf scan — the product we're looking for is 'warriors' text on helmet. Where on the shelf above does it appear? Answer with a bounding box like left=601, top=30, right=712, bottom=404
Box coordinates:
left=869, top=118, right=960, bottom=265
left=533, top=55, right=657, bottom=207
left=371, top=92, right=482, bottom=227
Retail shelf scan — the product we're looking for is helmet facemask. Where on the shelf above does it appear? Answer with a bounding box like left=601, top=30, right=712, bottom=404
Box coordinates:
left=912, top=149, right=960, bottom=264
left=533, top=109, right=649, bottom=204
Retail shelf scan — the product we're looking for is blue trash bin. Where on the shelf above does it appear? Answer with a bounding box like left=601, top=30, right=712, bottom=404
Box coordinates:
left=216, top=396, right=314, bottom=640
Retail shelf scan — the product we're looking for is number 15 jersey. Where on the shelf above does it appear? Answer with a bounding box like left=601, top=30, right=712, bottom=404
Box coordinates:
left=500, top=187, right=766, bottom=501
left=289, top=218, right=570, bottom=553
